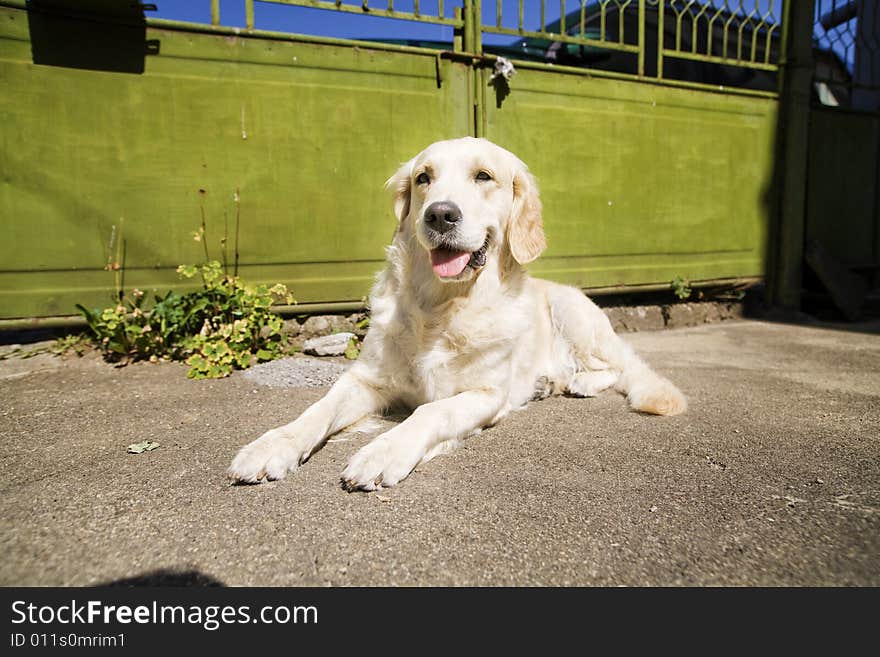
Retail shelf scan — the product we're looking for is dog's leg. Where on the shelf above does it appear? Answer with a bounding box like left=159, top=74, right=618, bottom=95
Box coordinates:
left=341, top=387, right=506, bottom=491
left=549, top=285, right=687, bottom=416
left=228, top=370, right=387, bottom=483
left=566, top=370, right=619, bottom=397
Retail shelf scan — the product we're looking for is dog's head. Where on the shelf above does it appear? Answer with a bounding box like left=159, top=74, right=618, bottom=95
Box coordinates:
left=386, top=137, right=546, bottom=283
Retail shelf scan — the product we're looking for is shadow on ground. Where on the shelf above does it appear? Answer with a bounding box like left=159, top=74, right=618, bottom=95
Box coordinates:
left=99, top=569, right=225, bottom=587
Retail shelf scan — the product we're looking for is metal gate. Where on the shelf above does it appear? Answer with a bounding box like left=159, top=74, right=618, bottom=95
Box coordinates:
left=472, top=1, right=783, bottom=290
left=0, top=1, right=790, bottom=322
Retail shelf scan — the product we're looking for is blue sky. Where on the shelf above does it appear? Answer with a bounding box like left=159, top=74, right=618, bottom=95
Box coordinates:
left=150, top=1, right=588, bottom=46
left=151, top=0, right=465, bottom=42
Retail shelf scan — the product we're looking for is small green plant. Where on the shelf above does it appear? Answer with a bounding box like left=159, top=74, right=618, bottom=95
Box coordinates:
left=52, top=333, right=90, bottom=357
left=177, top=262, right=293, bottom=378
left=344, top=336, right=360, bottom=360
left=78, top=261, right=293, bottom=379
left=77, top=192, right=294, bottom=378
left=671, top=276, right=692, bottom=301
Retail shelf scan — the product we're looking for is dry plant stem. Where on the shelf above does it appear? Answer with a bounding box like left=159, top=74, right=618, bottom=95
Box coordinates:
left=222, top=210, right=229, bottom=276
left=199, top=205, right=210, bottom=263
left=198, top=192, right=211, bottom=287
left=234, top=188, right=241, bottom=278
left=115, top=219, right=124, bottom=302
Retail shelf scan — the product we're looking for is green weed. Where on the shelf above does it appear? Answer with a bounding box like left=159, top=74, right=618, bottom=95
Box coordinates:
left=671, top=276, right=693, bottom=301
left=77, top=261, right=293, bottom=379
left=77, top=193, right=294, bottom=379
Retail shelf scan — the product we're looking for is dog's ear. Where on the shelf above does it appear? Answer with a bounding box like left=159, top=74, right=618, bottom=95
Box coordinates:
left=507, top=161, right=546, bottom=264
left=385, top=158, right=414, bottom=229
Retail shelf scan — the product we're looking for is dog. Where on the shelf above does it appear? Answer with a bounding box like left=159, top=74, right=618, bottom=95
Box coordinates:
left=228, top=137, right=687, bottom=490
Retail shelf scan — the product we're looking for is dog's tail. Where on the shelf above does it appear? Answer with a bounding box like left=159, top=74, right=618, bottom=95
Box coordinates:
left=594, top=332, right=687, bottom=416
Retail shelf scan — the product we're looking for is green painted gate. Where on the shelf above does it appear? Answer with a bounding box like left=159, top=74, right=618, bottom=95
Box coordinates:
left=484, top=69, right=775, bottom=289
left=0, top=1, right=788, bottom=322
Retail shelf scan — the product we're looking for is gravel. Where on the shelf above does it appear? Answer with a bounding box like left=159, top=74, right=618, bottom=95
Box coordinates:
left=241, top=356, right=348, bottom=388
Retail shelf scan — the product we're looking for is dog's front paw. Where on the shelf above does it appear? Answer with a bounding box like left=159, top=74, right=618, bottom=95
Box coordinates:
left=341, top=435, right=421, bottom=491
left=228, top=430, right=304, bottom=484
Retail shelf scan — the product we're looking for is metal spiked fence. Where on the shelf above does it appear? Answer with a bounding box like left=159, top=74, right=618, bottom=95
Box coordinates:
left=196, top=1, right=786, bottom=93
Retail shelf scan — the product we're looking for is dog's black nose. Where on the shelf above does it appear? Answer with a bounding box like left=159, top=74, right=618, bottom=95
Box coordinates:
left=424, top=201, right=462, bottom=233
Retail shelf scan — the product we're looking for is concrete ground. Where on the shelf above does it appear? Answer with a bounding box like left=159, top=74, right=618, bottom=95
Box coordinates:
left=1, top=319, right=878, bottom=586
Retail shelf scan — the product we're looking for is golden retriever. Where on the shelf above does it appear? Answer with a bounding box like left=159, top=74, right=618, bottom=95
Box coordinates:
left=228, top=137, right=686, bottom=490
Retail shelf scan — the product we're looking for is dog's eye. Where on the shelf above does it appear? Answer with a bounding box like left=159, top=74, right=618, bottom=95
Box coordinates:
left=415, top=172, right=430, bottom=186
left=475, top=171, right=493, bottom=182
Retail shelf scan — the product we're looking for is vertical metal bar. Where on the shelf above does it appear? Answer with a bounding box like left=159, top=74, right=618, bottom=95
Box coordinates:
left=474, top=0, right=484, bottom=137
left=463, top=0, right=473, bottom=51
left=414, top=0, right=420, bottom=17
left=750, top=26, right=759, bottom=63
left=723, top=7, right=735, bottom=60
left=210, top=0, right=220, bottom=26
left=675, top=11, right=682, bottom=51
left=736, top=19, right=743, bottom=60
left=519, top=0, right=523, bottom=32
left=463, top=0, right=476, bottom=136
left=707, top=5, right=715, bottom=57
left=497, top=0, right=502, bottom=28
left=438, top=0, right=443, bottom=19
left=764, top=0, right=777, bottom=65
left=453, top=6, right=464, bottom=51
left=480, top=65, right=488, bottom=137
left=474, top=0, right=483, bottom=54
left=657, top=0, right=664, bottom=78
left=580, top=0, right=585, bottom=37
left=245, top=0, right=254, bottom=30
left=560, top=0, right=566, bottom=34
left=703, top=6, right=715, bottom=57
left=779, top=0, right=790, bottom=74
left=638, top=0, right=645, bottom=77
left=771, top=0, right=816, bottom=311
left=541, top=0, right=546, bottom=33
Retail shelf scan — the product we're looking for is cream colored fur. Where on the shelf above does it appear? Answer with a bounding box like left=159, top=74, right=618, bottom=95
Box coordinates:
left=228, top=137, right=686, bottom=490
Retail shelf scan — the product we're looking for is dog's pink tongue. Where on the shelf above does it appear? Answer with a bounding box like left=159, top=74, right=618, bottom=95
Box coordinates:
left=431, top=249, right=471, bottom=278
